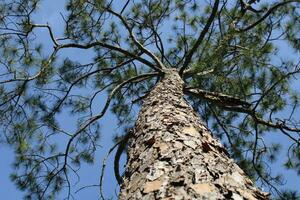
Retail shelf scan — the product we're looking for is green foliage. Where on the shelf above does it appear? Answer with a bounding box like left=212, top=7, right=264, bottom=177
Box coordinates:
left=0, top=0, right=300, bottom=199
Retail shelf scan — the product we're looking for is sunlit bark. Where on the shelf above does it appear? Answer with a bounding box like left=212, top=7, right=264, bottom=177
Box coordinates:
left=119, top=69, right=269, bottom=199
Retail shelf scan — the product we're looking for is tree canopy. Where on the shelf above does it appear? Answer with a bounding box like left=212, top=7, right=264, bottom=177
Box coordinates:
left=0, top=0, right=300, bottom=199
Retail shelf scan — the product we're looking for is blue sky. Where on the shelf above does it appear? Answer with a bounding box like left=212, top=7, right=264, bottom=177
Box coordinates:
left=0, top=0, right=300, bottom=199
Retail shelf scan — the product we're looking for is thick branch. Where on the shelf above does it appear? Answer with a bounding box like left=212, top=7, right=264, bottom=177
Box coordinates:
left=183, top=68, right=214, bottom=79
left=184, top=87, right=251, bottom=108
left=179, top=0, right=219, bottom=76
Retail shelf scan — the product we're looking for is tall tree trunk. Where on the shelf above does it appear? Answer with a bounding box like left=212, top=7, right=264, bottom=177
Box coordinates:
left=119, top=69, right=269, bottom=199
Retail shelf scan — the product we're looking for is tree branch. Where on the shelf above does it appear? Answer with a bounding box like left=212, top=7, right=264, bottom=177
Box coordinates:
left=184, top=87, right=251, bottom=108
left=31, top=24, right=59, bottom=46
left=100, top=140, right=120, bottom=200
left=239, top=0, right=299, bottom=32
left=106, top=8, right=166, bottom=69
left=114, top=129, right=133, bottom=185
left=185, top=88, right=300, bottom=140
left=48, top=56, right=141, bottom=117
left=183, top=68, right=214, bottom=79
left=179, top=0, right=219, bottom=76
left=218, top=105, right=300, bottom=143
left=60, top=42, right=161, bottom=72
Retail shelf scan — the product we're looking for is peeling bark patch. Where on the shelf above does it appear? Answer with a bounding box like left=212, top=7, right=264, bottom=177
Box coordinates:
left=173, top=141, right=183, bottom=149
left=237, top=188, right=260, bottom=200
left=190, top=183, right=216, bottom=195
left=183, top=140, right=198, bottom=149
left=143, top=180, right=162, bottom=193
left=220, top=172, right=245, bottom=188
left=231, top=172, right=245, bottom=185
left=182, top=126, right=199, bottom=137
left=154, top=142, right=169, bottom=153
left=232, top=193, right=243, bottom=200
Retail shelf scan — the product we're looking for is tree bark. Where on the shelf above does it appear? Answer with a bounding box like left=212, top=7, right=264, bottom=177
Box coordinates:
left=119, top=69, right=269, bottom=199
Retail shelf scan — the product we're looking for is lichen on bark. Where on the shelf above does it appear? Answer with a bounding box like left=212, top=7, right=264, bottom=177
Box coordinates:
left=119, top=69, right=269, bottom=199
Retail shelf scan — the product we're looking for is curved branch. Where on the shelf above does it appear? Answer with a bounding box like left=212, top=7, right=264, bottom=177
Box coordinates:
left=179, top=0, right=219, bottom=76
left=60, top=42, right=161, bottom=72
left=239, top=0, right=299, bottom=32
left=114, top=129, right=133, bottom=185
left=106, top=8, right=166, bottom=69
left=99, top=141, right=120, bottom=200
left=31, top=24, right=59, bottom=46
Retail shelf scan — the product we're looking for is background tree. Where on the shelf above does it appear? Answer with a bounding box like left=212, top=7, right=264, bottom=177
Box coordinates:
left=0, top=0, right=300, bottom=199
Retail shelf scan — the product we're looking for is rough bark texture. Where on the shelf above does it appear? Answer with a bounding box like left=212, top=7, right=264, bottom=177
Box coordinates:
left=119, top=69, right=269, bottom=199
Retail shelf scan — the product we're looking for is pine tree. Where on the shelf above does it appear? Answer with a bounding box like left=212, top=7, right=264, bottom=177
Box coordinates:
left=0, top=0, right=300, bottom=199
